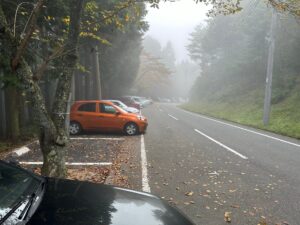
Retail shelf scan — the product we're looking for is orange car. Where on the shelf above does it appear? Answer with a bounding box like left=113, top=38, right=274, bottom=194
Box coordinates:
left=69, top=100, right=148, bottom=135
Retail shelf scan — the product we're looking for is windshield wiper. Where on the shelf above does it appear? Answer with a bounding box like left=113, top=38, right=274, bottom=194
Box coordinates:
left=19, top=181, right=45, bottom=221
left=0, top=200, right=26, bottom=224
left=0, top=180, right=45, bottom=224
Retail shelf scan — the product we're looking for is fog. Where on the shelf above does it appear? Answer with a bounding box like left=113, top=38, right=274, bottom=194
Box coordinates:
left=1, top=0, right=299, bottom=141
left=145, top=0, right=209, bottom=62
left=135, top=1, right=210, bottom=100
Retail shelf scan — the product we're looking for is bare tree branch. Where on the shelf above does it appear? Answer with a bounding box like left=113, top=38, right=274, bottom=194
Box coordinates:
left=33, top=46, right=65, bottom=80
left=11, top=0, right=45, bottom=70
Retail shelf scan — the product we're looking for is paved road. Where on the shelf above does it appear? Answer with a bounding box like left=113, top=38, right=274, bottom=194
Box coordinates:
left=142, top=103, right=300, bottom=225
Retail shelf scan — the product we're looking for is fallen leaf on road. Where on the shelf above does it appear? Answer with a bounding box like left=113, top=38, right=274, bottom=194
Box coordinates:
left=258, top=218, right=267, bottom=225
left=249, top=211, right=255, bottom=216
left=185, top=191, right=194, bottom=196
left=224, top=212, right=231, bottom=223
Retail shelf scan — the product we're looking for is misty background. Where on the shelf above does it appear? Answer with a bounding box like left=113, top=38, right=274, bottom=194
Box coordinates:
left=1, top=0, right=299, bottom=139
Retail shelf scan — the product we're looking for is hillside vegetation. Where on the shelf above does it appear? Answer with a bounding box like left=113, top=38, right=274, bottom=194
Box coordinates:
left=185, top=0, right=300, bottom=139
left=182, top=78, right=300, bottom=139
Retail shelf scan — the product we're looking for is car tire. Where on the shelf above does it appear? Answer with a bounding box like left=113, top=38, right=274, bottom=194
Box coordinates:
left=69, top=121, right=82, bottom=135
left=124, top=122, right=139, bottom=136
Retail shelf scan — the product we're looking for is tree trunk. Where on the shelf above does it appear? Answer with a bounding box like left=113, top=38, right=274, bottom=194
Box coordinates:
left=0, top=0, right=85, bottom=177
left=15, top=59, right=63, bottom=177
left=5, top=87, right=20, bottom=141
left=39, top=125, right=66, bottom=177
left=0, top=81, right=7, bottom=138
left=19, top=91, right=29, bottom=130
left=45, top=0, right=85, bottom=176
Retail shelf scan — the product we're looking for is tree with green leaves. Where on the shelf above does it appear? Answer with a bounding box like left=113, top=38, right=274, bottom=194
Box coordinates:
left=0, top=0, right=144, bottom=177
left=97, top=2, right=148, bottom=98
left=187, top=0, right=300, bottom=108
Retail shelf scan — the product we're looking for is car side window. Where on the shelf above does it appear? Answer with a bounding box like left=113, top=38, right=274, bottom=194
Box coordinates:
left=78, top=103, right=96, bottom=112
left=100, top=103, right=116, bottom=114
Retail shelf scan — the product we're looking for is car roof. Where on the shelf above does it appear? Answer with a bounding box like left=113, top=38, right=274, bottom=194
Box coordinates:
left=73, top=100, right=109, bottom=104
left=104, top=99, right=121, bottom=102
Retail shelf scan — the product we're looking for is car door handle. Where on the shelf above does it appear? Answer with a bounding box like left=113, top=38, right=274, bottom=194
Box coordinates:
left=77, top=114, right=83, bottom=117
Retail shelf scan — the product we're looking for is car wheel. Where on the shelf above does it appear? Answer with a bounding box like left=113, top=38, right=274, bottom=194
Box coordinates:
left=69, top=121, right=82, bottom=135
left=124, top=122, right=139, bottom=135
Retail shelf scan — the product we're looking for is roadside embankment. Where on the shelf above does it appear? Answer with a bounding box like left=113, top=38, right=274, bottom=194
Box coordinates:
left=181, top=88, right=300, bottom=139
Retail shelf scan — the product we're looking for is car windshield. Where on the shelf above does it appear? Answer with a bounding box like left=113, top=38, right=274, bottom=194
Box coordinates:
left=0, top=162, right=40, bottom=220
left=132, top=97, right=141, bottom=102
left=113, top=104, right=129, bottom=114
left=113, top=101, right=128, bottom=109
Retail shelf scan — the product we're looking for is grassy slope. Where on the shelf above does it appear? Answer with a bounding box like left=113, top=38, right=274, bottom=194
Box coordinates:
left=181, top=84, right=300, bottom=139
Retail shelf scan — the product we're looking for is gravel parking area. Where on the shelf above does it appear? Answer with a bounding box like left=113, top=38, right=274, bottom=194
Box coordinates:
left=12, top=136, right=124, bottom=163
left=3, top=134, right=143, bottom=187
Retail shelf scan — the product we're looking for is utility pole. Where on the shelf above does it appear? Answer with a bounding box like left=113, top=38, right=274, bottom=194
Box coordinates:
left=263, top=9, right=277, bottom=126
left=94, top=46, right=102, bottom=99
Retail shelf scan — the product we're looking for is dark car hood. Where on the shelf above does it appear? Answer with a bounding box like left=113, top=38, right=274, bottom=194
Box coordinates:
left=28, top=178, right=194, bottom=225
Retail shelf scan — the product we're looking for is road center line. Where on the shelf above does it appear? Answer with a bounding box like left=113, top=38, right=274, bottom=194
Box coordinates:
left=183, top=110, right=300, bottom=148
left=194, top=129, right=248, bottom=160
left=168, top=114, right=179, bottom=121
left=19, top=161, right=112, bottom=166
left=141, top=135, right=151, bottom=193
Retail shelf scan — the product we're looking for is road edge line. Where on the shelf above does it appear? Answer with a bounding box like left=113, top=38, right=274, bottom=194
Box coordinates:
left=181, top=109, right=300, bottom=148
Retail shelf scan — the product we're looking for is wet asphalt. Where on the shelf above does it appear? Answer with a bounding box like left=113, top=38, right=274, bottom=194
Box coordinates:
left=4, top=102, right=300, bottom=225
left=142, top=103, right=300, bottom=225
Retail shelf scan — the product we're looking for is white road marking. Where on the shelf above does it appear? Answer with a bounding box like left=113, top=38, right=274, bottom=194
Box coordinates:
left=19, top=161, right=112, bottom=166
left=27, top=140, right=39, bottom=146
left=194, top=129, right=248, bottom=160
left=183, top=110, right=300, bottom=148
left=141, top=135, right=151, bottom=193
left=168, top=114, right=179, bottom=121
left=70, top=137, right=125, bottom=141
left=208, top=171, right=220, bottom=176
left=14, top=147, right=30, bottom=156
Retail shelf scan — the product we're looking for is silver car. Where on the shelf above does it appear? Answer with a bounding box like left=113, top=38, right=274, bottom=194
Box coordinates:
left=105, top=100, right=140, bottom=114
